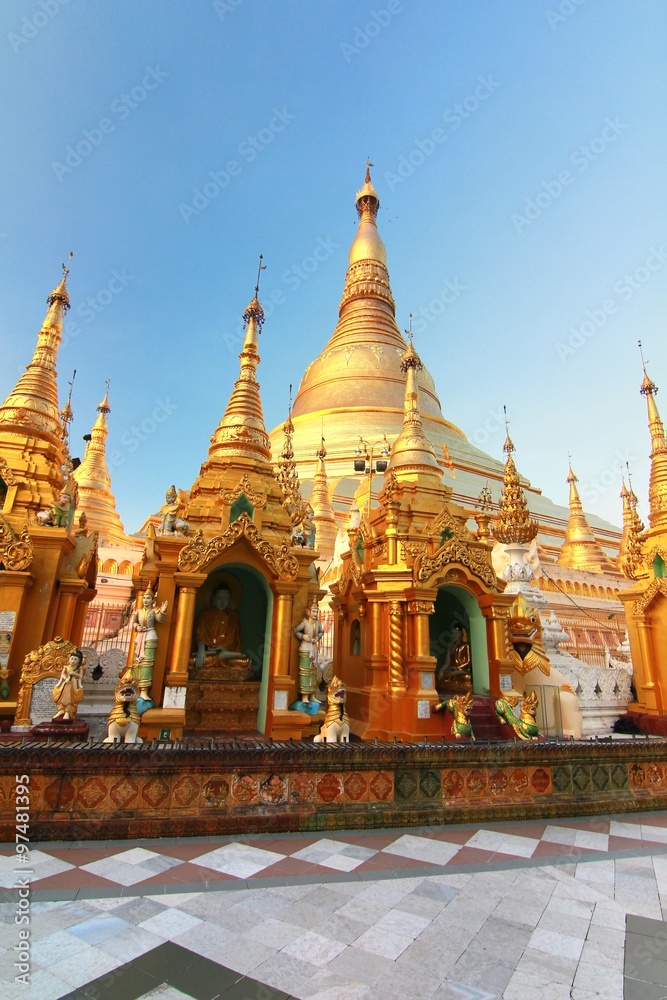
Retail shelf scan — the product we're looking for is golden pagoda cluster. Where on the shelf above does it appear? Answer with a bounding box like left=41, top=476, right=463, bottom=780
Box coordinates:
left=1, top=165, right=653, bottom=740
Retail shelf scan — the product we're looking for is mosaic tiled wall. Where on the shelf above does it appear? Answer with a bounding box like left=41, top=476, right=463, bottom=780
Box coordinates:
left=2, top=740, right=667, bottom=841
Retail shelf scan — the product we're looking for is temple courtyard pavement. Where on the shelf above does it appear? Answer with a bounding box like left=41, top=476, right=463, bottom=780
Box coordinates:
left=3, top=809, right=667, bottom=999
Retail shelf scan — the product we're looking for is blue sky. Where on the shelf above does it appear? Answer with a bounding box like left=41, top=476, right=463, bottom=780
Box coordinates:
left=1, top=0, right=665, bottom=532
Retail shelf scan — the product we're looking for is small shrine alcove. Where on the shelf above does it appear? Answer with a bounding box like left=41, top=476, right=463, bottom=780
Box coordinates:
left=184, top=559, right=272, bottom=735
left=428, top=583, right=490, bottom=695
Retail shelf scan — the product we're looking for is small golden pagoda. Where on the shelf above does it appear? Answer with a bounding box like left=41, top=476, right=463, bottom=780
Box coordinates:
left=620, top=348, right=667, bottom=724
left=557, top=461, right=615, bottom=572
left=73, top=385, right=130, bottom=547
left=133, top=272, right=319, bottom=740
left=329, top=335, right=521, bottom=739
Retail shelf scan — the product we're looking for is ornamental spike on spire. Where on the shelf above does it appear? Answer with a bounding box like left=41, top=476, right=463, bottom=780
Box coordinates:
left=387, top=320, right=440, bottom=480
left=311, top=428, right=337, bottom=560
left=638, top=341, right=667, bottom=528
left=558, top=456, right=614, bottom=571
left=0, top=256, right=74, bottom=515
left=207, top=257, right=271, bottom=466
left=618, top=462, right=645, bottom=578
left=492, top=408, right=538, bottom=545
left=73, top=381, right=127, bottom=546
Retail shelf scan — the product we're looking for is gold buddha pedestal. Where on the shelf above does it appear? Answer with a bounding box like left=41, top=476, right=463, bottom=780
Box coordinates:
left=184, top=662, right=260, bottom=735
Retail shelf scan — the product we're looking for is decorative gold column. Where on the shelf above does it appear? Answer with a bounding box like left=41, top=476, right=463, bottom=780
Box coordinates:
left=388, top=600, right=406, bottom=693
left=169, top=572, right=207, bottom=685
left=635, top=618, right=661, bottom=712
left=53, top=581, right=85, bottom=640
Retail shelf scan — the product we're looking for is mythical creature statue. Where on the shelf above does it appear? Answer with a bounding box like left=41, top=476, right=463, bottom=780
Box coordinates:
left=313, top=675, right=350, bottom=743
left=104, top=680, right=142, bottom=743
left=159, top=485, right=189, bottom=536
left=495, top=690, right=540, bottom=740
left=505, top=593, right=549, bottom=676
left=51, top=649, right=85, bottom=723
left=433, top=690, right=475, bottom=740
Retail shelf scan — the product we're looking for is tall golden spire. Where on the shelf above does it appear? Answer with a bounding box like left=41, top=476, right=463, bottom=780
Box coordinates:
left=388, top=323, right=441, bottom=481
left=639, top=341, right=667, bottom=529
left=492, top=416, right=538, bottom=545
left=311, top=433, right=337, bottom=558
left=0, top=257, right=71, bottom=439
left=0, top=257, right=73, bottom=516
left=291, top=165, right=443, bottom=422
left=207, top=257, right=271, bottom=467
left=73, top=383, right=128, bottom=546
left=557, top=459, right=614, bottom=572
left=187, top=259, right=286, bottom=532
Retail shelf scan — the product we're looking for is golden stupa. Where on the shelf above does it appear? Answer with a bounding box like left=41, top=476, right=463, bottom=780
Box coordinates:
left=73, top=385, right=129, bottom=547
left=269, top=168, right=622, bottom=567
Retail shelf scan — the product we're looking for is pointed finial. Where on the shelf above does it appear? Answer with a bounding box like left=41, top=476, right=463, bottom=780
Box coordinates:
left=66, top=369, right=76, bottom=408
left=503, top=405, right=514, bottom=454
left=255, top=253, right=266, bottom=297
left=47, top=252, right=73, bottom=311
left=98, top=379, right=111, bottom=414
left=243, top=255, right=266, bottom=330
left=404, top=313, right=413, bottom=347
left=365, top=157, right=374, bottom=183
left=639, top=339, right=658, bottom=396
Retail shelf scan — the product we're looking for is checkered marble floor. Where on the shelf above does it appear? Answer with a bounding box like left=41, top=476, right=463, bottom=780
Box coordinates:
left=3, top=812, right=667, bottom=998
left=3, top=813, right=667, bottom=898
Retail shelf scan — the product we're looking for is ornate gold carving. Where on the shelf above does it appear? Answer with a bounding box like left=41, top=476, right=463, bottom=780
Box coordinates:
left=493, top=432, right=538, bottom=544
left=0, top=516, right=33, bottom=572
left=275, top=413, right=309, bottom=527
left=219, top=474, right=267, bottom=509
left=371, top=540, right=387, bottom=560
left=406, top=600, right=434, bottom=615
left=400, top=540, right=427, bottom=562
left=15, top=635, right=77, bottom=727
left=424, top=504, right=469, bottom=541
left=177, top=512, right=299, bottom=580
left=359, top=517, right=375, bottom=542
left=380, top=470, right=400, bottom=505
left=0, top=457, right=17, bottom=487
left=415, top=539, right=496, bottom=588
left=633, top=578, right=667, bottom=616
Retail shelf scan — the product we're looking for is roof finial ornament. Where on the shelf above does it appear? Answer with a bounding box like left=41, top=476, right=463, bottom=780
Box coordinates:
left=404, top=313, right=413, bottom=348
left=66, top=369, right=76, bottom=409
left=62, top=251, right=73, bottom=279
left=503, top=405, right=514, bottom=454
left=365, top=157, right=374, bottom=183
left=243, top=254, right=266, bottom=330
left=639, top=339, right=658, bottom=396
left=255, top=253, right=266, bottom=297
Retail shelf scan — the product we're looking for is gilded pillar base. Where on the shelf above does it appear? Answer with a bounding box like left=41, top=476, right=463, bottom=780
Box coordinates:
left=139, top=708, right=185, bottom=741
